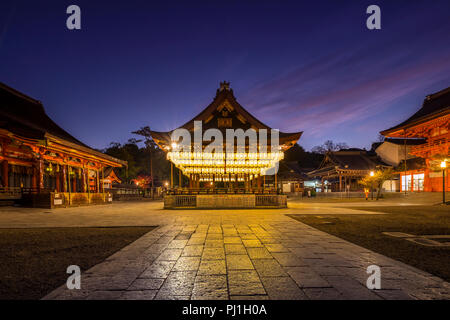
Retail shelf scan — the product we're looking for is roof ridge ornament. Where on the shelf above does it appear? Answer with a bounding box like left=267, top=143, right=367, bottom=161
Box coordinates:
left=219, top=81, right=231, bottom=91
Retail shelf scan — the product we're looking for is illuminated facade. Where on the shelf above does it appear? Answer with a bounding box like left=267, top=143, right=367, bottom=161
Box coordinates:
left=0, top=82, right=126, bottom=207
left=150, top=82, right=302, bottom=193
left=381, top=86, right=449, bottom=192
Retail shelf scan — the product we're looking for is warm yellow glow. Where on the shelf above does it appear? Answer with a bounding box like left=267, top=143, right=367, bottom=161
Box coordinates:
left=171, top=142, right=178, bottom=149
left=370, top=171, right=374, bottom=176
left=167, top=150, right=284, bottom=178
left=441, top=161, right=447, bottom=169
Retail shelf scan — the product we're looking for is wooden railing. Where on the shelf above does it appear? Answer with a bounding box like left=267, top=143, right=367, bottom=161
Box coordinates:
left=174, top=195, right=197, bottom=207
left=0, top=187, right=22, bottom=200
left=256, top=195, right=282, bottom=206
left=167, top=188, right=281, bottom=195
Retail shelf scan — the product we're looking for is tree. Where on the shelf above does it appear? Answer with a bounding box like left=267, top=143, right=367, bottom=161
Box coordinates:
left=377, top=134, right=385, bottom=142
left=132, top=126, right=158, bottom=190
left=311, top=140, right=349, bottom=154
left=374, top=168, right=394, bottom=200
left=358, top=168, right=394, bottom=200
left=283, top=143, right=324, bottom=169
left=103, top=138, right=170, bottom=185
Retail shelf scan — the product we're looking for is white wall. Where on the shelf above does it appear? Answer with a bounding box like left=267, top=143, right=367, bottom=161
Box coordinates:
left=382, top=179, right=399, bottom=192
left=375, top=142, right=414, bottom=166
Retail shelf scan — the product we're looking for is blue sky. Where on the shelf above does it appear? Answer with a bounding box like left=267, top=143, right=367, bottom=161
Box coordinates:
left=1, top=0, right=449, bottom=150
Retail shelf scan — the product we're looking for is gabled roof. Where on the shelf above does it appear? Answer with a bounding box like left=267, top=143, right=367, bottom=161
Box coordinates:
left=308, top=150, right=389, bottom=177
left=381, top=86, right=450, bottom=136
left=103, top=167, right=122, bottom=183
left=278, top=161, right=308, bottom=181
left=0, top=82, right=126, bottom=166
left=0, top=82, right=89, bottom=146
left=150, top=82, right=302, bottom=150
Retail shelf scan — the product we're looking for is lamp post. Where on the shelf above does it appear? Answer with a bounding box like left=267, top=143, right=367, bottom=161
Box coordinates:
left=170, top=142, right=178, bottom=190
left=441, top=161, right=447, bottom=205
left=370, top=171, right=374, bottom=200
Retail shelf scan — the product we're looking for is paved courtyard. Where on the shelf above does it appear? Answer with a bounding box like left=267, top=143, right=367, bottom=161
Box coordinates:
left=1, top=201, right=449, bottom=300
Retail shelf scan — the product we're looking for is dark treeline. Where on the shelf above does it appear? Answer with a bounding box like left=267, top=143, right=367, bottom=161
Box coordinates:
left=283, top=144, right=323, bottom=170
left=103, top=139, right=170, bottom=184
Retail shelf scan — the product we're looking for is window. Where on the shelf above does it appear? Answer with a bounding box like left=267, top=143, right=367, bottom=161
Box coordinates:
left=413, top=173, right=424, bottom=191
left=401, top=175, right=411, bottom=191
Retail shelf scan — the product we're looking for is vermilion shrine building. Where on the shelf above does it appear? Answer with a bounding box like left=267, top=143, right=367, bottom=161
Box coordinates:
left=381, top=86, right=449, bottom=192
left=0, top=83, right=127, bottom=207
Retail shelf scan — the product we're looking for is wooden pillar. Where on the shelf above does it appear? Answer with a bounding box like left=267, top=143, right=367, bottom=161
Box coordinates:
left=81, top=168, right=86, bottom=192
left=179, top=168, right=182, bottom=188
left=67, top=166, right=71, bottom=194
left=38, top=159, right=44, bottom=191
left=189, top=174, right=193, bottom=189
left=170, top=163, right=173, bottom=189
left=101, top=167, right=104, bottom=193
left=275, top=173, right=278, bottom=193
left=424, top=165, right=431, bottom=192
left=87, top=170, right=90, bottom=195
left=56, top=171, right=61, bottom=192
left=62, top=165, right=67, bottom=192
left=72, top=174, right=77, bottom=193
left=2, top=160, right=8, bottom=188
left=339, top=174, right=342, bottom=192
left=32, top=165, right=37, bottom=190
left=96, top=169, right=100, bottom=193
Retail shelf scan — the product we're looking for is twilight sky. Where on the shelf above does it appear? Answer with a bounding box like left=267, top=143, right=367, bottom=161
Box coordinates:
left=1, top=0, right=449, bottom=151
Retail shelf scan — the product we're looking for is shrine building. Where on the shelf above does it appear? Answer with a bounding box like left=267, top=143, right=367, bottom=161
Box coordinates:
left=150, top=82, right=302, bottom=208
left=381, top=86, right=449, bottom=192
left=0, top=82, right=127, bottom=207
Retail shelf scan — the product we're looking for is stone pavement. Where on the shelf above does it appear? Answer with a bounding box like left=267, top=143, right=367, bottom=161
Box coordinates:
left=0, top=201, right=386, bottom=228
left=39, top=202, right=450, bottom=300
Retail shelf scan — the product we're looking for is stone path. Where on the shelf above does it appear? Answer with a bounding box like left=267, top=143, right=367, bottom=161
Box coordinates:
left=43, top=217, right=450, bottom=300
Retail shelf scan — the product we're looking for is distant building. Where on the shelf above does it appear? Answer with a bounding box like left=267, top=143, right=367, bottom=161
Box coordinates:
left=308, top=149, right=389, bottom=192
left=381, top=86, right=449, bottom=192
left=102, top=167, right=122, bottom=190
left=374, top=138, right=427, bottom=192
left=277, top=161, right=307, bottom=194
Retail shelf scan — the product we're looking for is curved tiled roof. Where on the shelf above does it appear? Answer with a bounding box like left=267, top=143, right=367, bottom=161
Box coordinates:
left=150, top=82, right=303, bottom=149
left=0, top=82, right=126, bottom=166
left=308, top=150, right=389, bottom=177
left=0, top=82, right=89, bottom=146
left=381, top=86, right=450, bottom=135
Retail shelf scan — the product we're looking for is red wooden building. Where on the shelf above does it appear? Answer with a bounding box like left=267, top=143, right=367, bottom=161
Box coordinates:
left=381, top=86, right=449, bottom=192
left=0, top=82, right=127, bottom=207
